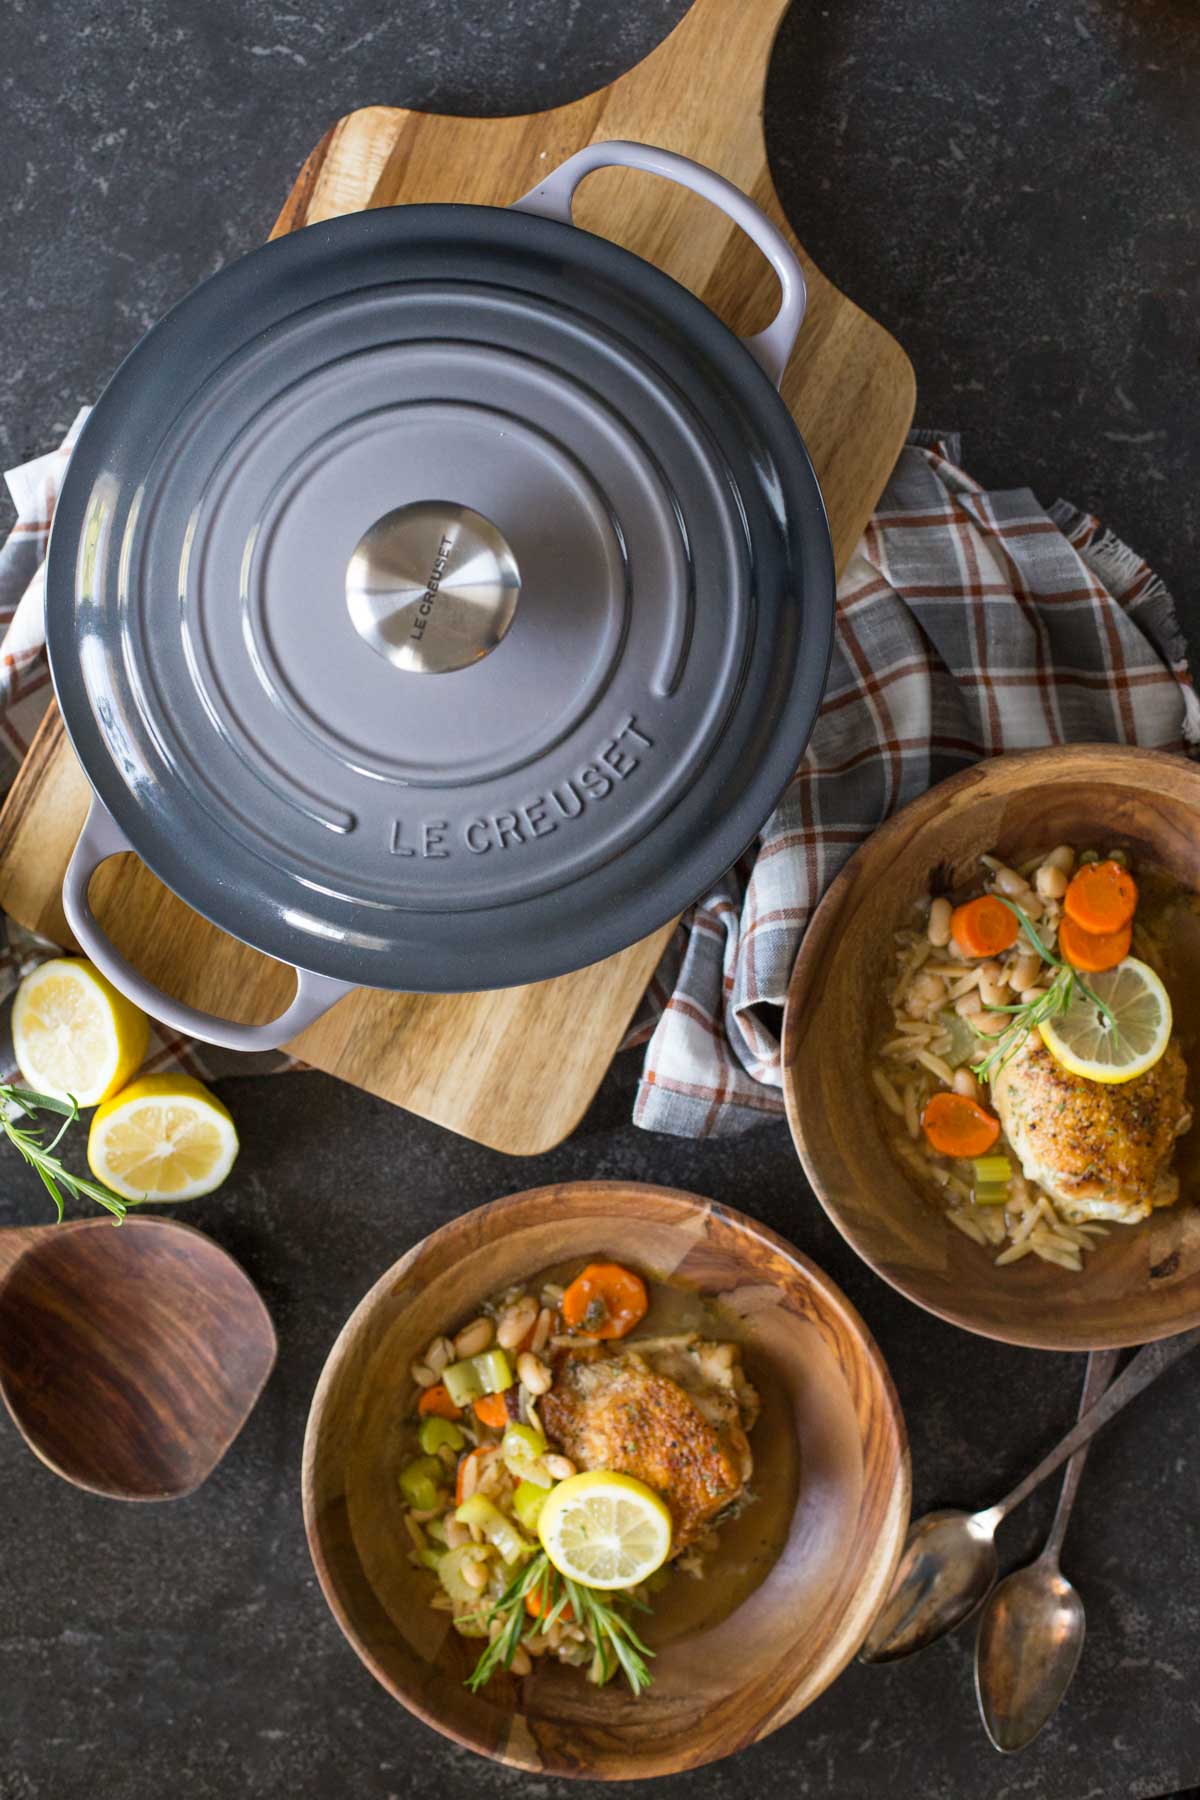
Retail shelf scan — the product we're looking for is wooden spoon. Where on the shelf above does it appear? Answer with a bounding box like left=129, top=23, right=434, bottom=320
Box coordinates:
left=0, top=1214, right=276, bottom=1500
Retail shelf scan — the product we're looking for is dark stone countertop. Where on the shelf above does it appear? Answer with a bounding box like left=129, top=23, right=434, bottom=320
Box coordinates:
left=1, top=3, right=1198, bottom=1798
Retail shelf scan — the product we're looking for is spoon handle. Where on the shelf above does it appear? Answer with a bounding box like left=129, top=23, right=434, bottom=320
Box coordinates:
left=993, top=1327, right=1200, bottom=1525
left=1040, top=1346, right=1120, bottom=1561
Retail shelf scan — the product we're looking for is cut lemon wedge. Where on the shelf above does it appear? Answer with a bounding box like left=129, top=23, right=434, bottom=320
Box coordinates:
left=88, top=1073, right=239, bottom=1201
left=12, top=957, right=149, bottom=1106
left=537, top=1470, right=672, bottom=1589
left=1039, top=956, right=1172, bottom=1085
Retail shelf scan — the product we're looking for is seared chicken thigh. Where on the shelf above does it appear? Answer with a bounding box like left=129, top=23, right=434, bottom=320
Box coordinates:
left=992, top=1034, right=1191, bottom=1223
left=542, top=1338, right=757, bottom=1551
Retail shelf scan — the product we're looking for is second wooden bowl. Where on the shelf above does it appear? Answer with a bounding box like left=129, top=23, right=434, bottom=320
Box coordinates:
left=784, top=745, right=1200, bottom=1350
left=302, top=1181, right=908, bottom=1779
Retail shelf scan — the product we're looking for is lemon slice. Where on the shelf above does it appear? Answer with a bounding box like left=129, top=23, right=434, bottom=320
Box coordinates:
left=12, top=957, right=149, bottom=1106
left=1039, top=956, right=1172, bottom=1085
left=537, top=1470, right=673, bottom=1589
left=88, top=1073, right=239, bottom=1201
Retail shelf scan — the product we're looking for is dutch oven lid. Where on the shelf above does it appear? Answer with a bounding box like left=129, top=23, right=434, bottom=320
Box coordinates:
left=47, top=150, right=834, bottom=993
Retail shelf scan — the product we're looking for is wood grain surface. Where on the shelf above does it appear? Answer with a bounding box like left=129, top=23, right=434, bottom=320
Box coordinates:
left=783, top=746, right=1200, bottom=1350
left=0, top=1215, right=276, bottom=1499
left=302, top=1181, right=910, bottom=1777
left=0, top=0, right=914, bottom=1154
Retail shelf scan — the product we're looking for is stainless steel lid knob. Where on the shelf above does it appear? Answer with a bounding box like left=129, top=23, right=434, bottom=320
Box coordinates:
left=345, top=500, right=521, bottom=675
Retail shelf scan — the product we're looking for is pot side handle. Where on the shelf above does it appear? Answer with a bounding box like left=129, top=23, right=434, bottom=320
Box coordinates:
left=62, top=797, right=353, bottom=1053
left=511, top=139, right=807, bottom=388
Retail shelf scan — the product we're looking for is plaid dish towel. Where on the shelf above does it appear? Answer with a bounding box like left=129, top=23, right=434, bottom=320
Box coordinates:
left=3, top=422, right=1197, bottom=1119
left=630, top=431, right=1200, bottom=1136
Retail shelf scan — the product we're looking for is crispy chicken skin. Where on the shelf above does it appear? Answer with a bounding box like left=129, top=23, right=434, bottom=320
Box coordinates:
left=541, top=1339, right=756, bottom=1552
left=992, top=1035, right=1191, bottom=1224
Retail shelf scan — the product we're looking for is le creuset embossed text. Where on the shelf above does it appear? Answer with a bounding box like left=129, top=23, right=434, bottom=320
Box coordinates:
left=46, top=141, right=834, bottom=1051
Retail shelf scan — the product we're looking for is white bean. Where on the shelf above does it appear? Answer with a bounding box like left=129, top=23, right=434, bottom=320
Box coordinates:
left=425, top=1336, right=455, bottom=1375
left=462, top=1557, right=490, bottom=1591
left=443, top=1518, right=471, bottom=1549
left=992, top=864, right=1030, bottom=898
left=979, top=976, right=1009, bottom=1009
left=953, top=1067, right=980, bottom=1101
left=955, top=992, right=984, bottom=1017
left=411, top=1362, right=437, bottom=1388
left=531, top=1307, right=554, bottom=1355
left=1011, top=952, right=1043, bottom=991
left=1036, top=862, right=1069, bottom=900
left=927, top=897, right=953, bottom=947
left=543, top=1454, right=576, bottom=1481
left=496, top=1295, right=539, bottom=1351
left=509, top=1645, right=532, bottom=1676
left=1020, top=987, right=1049, bottom=1004
left=454, top=1317, right=495, bottom=1359
left=517, top=1351, right=552, bottom=1395
left=1045, top=844, right=1076, bottom=874
left=972, top=1011, right=1011, bottom=1037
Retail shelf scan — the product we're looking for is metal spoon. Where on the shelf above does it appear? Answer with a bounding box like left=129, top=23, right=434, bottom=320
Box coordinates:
left=860, top=1325, right=1200, bottom=1662
left=974, top=1346, right=1119, bottom=1751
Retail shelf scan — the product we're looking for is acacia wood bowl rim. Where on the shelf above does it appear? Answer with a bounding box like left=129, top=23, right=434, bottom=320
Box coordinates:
left=300, top=1178, right=910, bottom=1776
left=782, top=743, right=1200, bottom=1351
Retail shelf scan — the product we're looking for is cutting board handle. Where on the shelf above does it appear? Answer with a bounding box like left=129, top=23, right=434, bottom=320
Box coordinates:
left=62, top=796, right=351, bottom=1051
left=512, top=139, right=807, bottom=386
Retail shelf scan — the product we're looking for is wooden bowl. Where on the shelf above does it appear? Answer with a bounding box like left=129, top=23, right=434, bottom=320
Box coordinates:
left=784, top=745, right=1200, bottom=1351
left=302, top=1181, right=908, bottom=1779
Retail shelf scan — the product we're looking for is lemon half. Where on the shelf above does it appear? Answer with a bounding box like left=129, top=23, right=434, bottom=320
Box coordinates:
left=1039, top=956, right=1172, bottom=1085
left=13, top=957, right=149, bottom=1106
left=88, top=1073, right=239, bottom=1201
left=537, top=1470, right=673, bottom=1589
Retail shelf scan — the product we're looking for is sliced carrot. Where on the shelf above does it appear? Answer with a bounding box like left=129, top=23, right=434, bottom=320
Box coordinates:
left=417, top=1382, right=462, bottom=1421
left=473, top=1391, right=511, bottom=1429
left=950, top=895, right=1019, bottom=959
left=922, top=1091, right=1001, bottom=1159
left=1059, top=914, right=1132, bottom=972
left=561, top=1262, right=649, bottom=1339
left=1063, top=860, right=1137, bottom=935
left=526, top=1588, right=574, bottom=1622
left=455, top=1445, right=494, bottom=1507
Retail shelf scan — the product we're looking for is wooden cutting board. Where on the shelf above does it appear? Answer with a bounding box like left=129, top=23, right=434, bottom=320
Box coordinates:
left=0, top=0, right=914, bottom=1154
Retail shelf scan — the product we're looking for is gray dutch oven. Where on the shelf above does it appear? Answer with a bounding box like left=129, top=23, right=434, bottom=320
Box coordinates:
left=47, top=141, right=834, bottom=1051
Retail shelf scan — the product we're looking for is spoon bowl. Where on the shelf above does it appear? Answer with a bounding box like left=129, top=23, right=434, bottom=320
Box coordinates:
left=975, top=1559, right=1086, bottom=1751
left=860, top=1507, right=999, bottom=1662
left=0, top=1215, right=276, bottom=1499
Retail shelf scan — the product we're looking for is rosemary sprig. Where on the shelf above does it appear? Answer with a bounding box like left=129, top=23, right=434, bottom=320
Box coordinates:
left=970, top=897, right=1121, bottom=1083
left=466, top=1550, right=654, bottom=1696
left=0, top=1084, right=133, bottom=1222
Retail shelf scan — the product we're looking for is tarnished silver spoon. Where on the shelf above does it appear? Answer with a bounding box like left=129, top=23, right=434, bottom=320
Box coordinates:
left=974, top=1346, right=1119, bottom=1751
left=861, top=1325, right=1200, bottom=1663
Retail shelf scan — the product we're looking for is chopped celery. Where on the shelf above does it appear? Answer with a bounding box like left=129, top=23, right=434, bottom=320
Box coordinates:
left=424, top=1513, right=449, bottom=1547
left=937, top=1009, right=981, bottom=1069
left=973, top=1152, right=1012, bottom=1205
left=473, top=1349, right=514, bottom=1394
left=419, top=1416, right=465, bottom=1456
left=452, top=1614, right=490, bottom=1638
left=501, top=1423, right=550, bottom=1487
left=455, top=1494, right=535, bottom=1565
left=512, top=1479, right=550, bottom=1533
left=442, top=1348, right=514, bottom=1409
left=398, top=1454, right=445, bottom=1511
left=418, top=1546, right=442, bottom=1572
left=438, top=1544, right=483, bottom=1605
